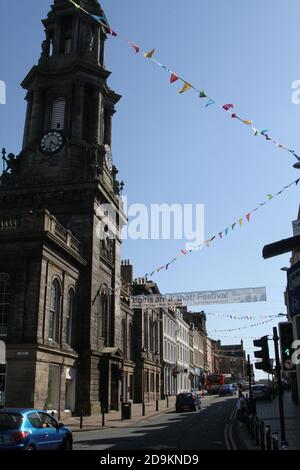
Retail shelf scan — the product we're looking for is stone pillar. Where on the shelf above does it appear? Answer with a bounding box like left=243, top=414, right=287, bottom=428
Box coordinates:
left=71, top=82, right=85, bottom=139
left=28, top=89, right=42, bottom=144
left=90, top=88, right=101, bottom=144
left=104, top=108, right=113, bottom=147
left=22, top=91, right=33, bottom=149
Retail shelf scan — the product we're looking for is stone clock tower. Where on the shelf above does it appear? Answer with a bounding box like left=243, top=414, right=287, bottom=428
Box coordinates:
left=0, top=0, right=127, bottom=415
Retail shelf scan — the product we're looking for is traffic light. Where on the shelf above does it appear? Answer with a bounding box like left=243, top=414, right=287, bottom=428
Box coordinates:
left=253, top=336, right=271, bottom=373
left=278, top=322, right=296, bottom=372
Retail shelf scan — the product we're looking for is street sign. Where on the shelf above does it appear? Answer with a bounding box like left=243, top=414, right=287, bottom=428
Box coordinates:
left=287, top=261, right=300, bottom=317
left=278, top=322, right=296, bottom=372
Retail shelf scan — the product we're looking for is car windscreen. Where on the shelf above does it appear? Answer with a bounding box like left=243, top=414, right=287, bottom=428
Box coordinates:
left=178, top=394, right=192, bottom=399
left=0, top=413, right=23, bottom=430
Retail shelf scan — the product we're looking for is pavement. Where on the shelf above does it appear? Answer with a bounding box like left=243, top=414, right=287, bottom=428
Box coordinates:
left=63, top=396, right=179, bottom=432
left=235, top=391, right=300, bottom=450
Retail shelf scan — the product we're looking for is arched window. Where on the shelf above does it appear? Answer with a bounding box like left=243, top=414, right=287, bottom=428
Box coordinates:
left=49, top=279, right=61, bottom=341
left=51, top=98, right=66, bottom=130
left=121, top=319, right=126, bottom=357
left=66, top=288, right=76, bottom=347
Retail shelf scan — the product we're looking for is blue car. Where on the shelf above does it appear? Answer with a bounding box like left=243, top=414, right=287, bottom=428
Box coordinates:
left=219, top=384, right=236, bottom=397
left=0, top=409, right=73, bottom=451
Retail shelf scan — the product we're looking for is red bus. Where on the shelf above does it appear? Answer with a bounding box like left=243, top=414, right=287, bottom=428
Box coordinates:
left=206, top=374, right=232, bottom=394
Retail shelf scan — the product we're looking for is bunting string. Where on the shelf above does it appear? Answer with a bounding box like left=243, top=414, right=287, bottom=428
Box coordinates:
left=67, top=0, right=300, bottom=164
left=144, top=177, right=299, bottom=279
left=205, top=312, right=284, bottom=321
left=66, top=1, right=300, bottom=279
left=208, top=317, right=278, bottom=333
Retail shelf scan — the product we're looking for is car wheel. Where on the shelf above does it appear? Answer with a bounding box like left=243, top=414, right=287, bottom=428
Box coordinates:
left=61, top=436, right=73, bottom=451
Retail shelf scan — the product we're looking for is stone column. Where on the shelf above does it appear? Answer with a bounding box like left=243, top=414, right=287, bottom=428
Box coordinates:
left=28, top=89, right=42, bottom=143
left=90, top=88, right=101, bottom=144
left=104, top=108, right=113, bottom=147
left=22, top=91, right=33, bottom=149
left=71, top=82, right=85, bottom=139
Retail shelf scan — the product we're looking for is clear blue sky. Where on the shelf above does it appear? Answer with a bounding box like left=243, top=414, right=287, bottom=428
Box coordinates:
left=1, top=0, right=300, bottom=377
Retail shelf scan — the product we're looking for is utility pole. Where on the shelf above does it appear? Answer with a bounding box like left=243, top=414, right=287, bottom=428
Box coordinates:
left=273, top=326, right=287, bottom=447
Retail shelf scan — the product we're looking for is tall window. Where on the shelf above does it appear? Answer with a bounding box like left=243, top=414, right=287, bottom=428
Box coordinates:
left=143, top=312, right=148, bottom=349
left=66, top=288, right=76, bottom=348
left=49, top=280, right=61, bottom=342
left=128, top=323, right=133, bottom=360
left=51, top=98, right=65, bottom=130
left=101, top=291, right=111, bottom=347
left=121, top=319, right=126, bottom=357
left=0, top=274, right=10, bottom=337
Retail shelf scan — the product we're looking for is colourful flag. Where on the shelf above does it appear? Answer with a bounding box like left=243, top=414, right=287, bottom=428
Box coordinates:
left=239, top=218, right=243, bottom=227
left=199, top=90, right=207, bottom=98
left=108, top=28, right=117, bottom=37
left=206, top=99, right=216, bottom=107
left=243, top=119, right=253, bottom=125
left=219, top=232, right=223, bottom=238
left=225, top=228, right=229, bottom=236
left=144, top=48, right=155, bottom=58
left=170, top=73, right=179, bottom=83
left=181, top=249, right=187, bottom=255
left=246, top=213, right=251, bottom=222
left=223, top=103, right=234, bottom=111
left=210, top=236, right=216, bottom=242
left=267, top=194, right=273, bottom=200
left=231, top=113, right=237, bottom=119
left=128, top=42, right=140, bottom=53
left=252, top=127, right=259, bottom=136
left=205, top=240, right=210, bottom=247
left=261, top=129, right=269, bottom=135
left=179, top=82, right=192, bottom=94
left=232, top=223, right=236, bottom=230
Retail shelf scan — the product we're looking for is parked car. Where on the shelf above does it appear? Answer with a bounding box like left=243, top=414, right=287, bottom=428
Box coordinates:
left=251, top=384, right=273, bottom=401
left=0, top=409, right=73, bottom=450
left=175, top=392, right=201, bottom=412
left=219, top=384, right=236, bottom=397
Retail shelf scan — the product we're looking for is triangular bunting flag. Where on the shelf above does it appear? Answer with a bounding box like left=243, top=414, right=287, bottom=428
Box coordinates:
left=219, top=232, right=223, bottom=238
left=225, top=228, right=229, bottom=236
left=108, top=28, right=117, bottom=37
left=261, top=129, right=269, bottom=135
left=231, top=113, right=237, bottom=119
left=199, top=90, right=207, bottom=98
left=223, top=103, right=234, bottom=111
left=179, top=82, right=192, bottom=94
left=267, top=194, right=273, bottom=200
left=170, top=73, right=179, bottom=84
left=239, top=218, right=243, bottom=227
left=243, top=119, right=253, bottom=125
left=205, top=240, right=210, bottom=247
left=206, top=99, right=216, bottom=107
left=181, top=249, right=187, bottom=255
left=144, top=48, right=155, bottom=58
left=246, top=213, right=251, bottom=222
left=296, top=178, right=300, bottom=185
left=128, top=42, right=140, bottom=53
left=232, top=223, right=236, bottom=230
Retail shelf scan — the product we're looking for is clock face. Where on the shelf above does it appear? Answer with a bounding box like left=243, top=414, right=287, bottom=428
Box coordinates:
left=104, top=145, right=113, bottom=172
left=40, top=131, right=65, bottom=155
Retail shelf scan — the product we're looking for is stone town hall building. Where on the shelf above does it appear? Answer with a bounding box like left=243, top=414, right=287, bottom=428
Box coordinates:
left=0, top=0, right=131, bottom=416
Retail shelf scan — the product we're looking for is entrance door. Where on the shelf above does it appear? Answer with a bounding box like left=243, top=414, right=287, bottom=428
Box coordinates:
left=46, top=365, right=60, bottom=411
left=110, top=364, right=119, bottom=411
